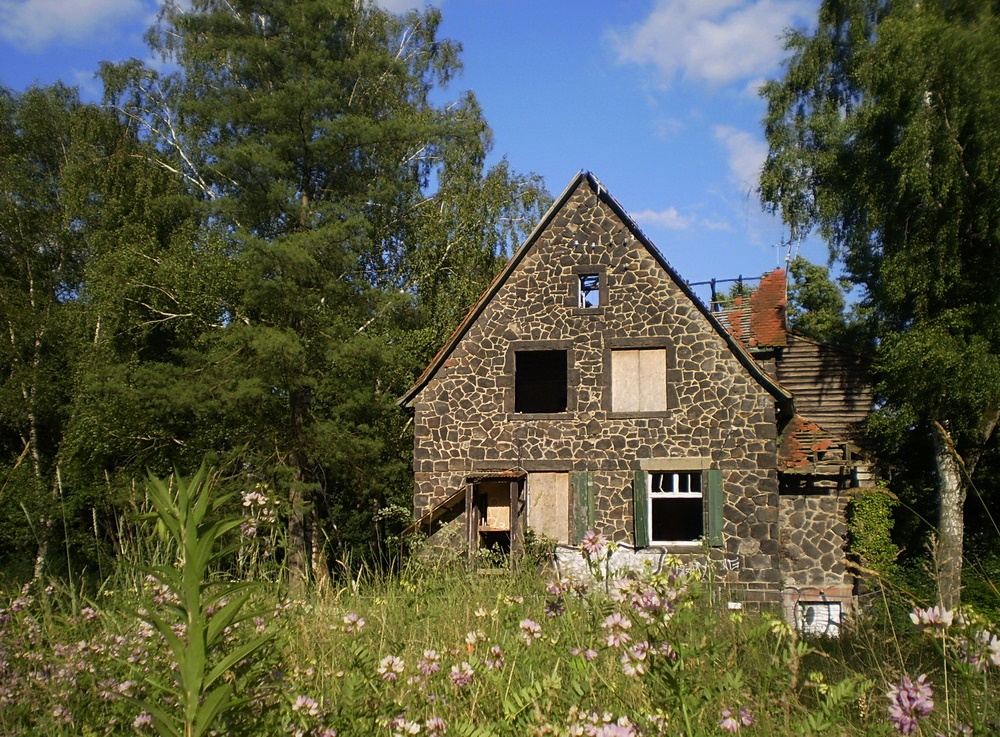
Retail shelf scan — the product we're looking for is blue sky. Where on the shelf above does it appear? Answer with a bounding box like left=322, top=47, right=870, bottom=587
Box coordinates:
left=0, top=0, right=827, bottom=292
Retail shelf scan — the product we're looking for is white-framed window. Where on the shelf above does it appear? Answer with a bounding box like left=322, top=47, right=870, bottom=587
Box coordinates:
left=649, top=471, right=703, bottom=544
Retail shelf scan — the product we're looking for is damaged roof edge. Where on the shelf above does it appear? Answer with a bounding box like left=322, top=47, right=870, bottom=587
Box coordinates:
left=397, top=171, right=794, bottom=410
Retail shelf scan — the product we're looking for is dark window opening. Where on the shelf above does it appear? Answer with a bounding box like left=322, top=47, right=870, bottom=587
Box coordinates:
left=649, top=471, right=703, bottom=543
left=515, top=350, right=567, bottom=413
left=779, top=474, right=841, bottom=495
left=579, top=273, right=601, bottom=308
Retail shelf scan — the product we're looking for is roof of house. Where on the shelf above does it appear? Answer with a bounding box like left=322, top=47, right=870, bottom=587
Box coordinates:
left=715, top=267, right=788, bottom=350
left=398, top=171, right=793, bottom=409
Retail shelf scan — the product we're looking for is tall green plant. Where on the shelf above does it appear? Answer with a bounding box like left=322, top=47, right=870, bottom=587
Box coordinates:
left=135, top=465, right=272, bottom=737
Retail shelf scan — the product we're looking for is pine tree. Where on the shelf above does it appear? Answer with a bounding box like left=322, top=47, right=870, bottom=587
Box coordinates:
left=101, top=0, right=547, bottom=584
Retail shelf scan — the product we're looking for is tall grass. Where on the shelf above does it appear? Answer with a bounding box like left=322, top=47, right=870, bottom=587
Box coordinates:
left=1, top=479, right=998, bottom=736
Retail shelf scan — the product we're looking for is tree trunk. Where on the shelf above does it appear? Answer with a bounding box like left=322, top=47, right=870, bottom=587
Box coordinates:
left=932, top=421, right=965, bottom=610
left=286, top=479, right=310, bottom=595
left=286, top=388, right=313, bottom=594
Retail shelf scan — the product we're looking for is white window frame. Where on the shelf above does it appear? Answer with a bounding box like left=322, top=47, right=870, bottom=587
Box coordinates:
left=648, top=471, right=703, bottom=545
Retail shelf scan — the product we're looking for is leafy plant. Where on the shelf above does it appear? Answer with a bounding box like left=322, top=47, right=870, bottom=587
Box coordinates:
left=133, top=465, right=273, bottom=737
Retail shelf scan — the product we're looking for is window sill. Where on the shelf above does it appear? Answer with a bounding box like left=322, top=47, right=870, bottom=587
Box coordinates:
left=607, top=410, right=673, bottom=419
left=647, top=542, right=703, bottom=552
left=571, top=306, right=606, bottom=316
left=508, top=412, right=571, bottom=421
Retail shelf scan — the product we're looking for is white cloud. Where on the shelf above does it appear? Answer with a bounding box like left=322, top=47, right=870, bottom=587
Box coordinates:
left=653, top=116, right=685, bottom=139
left=714, top=124, right=768, bottom=191
left=610, top=0, right=812, bottom=87
left=0, top=0, right=149, bottom=50
left=633, top=207, right=696, bottom=230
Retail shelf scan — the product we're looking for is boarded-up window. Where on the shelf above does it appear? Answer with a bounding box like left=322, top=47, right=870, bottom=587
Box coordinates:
left=527, top=473, right=569, bottom=543
left=611, top=349, right=667, bottom=412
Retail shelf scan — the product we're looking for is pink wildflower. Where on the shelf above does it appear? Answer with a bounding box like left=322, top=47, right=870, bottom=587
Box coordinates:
left=601, top=612, right=633, bottom=648
left=292, top=695, right=320, bottom=717
left=449, top=661, right=475, bottom=687
left=390, top=716, right=421, bottom=735
left=909, top=606, right=954, bottom=632
left=581, top=530, right=608, bottom=556
left=719, top=708, right=740, bottom=733
left=594, top=724, right=637, bottom=737
left=132, top=712, right=152, bottom=729
left=425, top=716, right=447, bottom=735
left=484, top=645, right=505, bottom=670
left=520, top=618, right=542, bottom=644
left=887, top=674, right=934, bottom=735
left=546, top=579, right=569, bottom=596
left=377, top=655, right=405, bottom=682
left=464, top=630, right=486, bottom=649
left=418, top=649, right=441, bottom=676
left=342, top=612, right=366, bottom=633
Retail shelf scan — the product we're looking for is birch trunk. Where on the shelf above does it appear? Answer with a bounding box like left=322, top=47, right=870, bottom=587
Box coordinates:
left=932, top=421, right=965, bottom=610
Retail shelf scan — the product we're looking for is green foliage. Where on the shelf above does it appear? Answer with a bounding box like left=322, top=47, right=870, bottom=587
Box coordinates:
left=786, top=255, right=861, bottom=348
left=92, top=0, right=548, bottom=581
left=0, top=2, right=548, bottom=582
left=135, top=466, right=274, bottom=737
left=5, top=546, right=1000, bottom=736
left=848, top=486, right=901, bottom=578
left=762, top=0, right=1000, bottom=606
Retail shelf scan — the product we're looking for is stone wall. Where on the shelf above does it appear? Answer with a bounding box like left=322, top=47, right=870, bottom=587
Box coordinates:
left=778, top=493, right=853, bottom=614
left=410, top=175, right=782, bottom=599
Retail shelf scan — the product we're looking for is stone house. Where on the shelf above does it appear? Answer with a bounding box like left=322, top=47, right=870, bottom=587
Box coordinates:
left=399, top=172, right=872, bottom=633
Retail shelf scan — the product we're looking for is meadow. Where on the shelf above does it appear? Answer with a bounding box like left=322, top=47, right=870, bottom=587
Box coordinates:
left=1, top=470, right=997, bottom=737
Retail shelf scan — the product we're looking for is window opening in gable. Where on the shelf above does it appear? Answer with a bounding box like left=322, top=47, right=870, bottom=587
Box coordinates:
left=611, top=348, right=667, bottom=412
left=649, top=471, right=703, bottom=544
left=579, top=273, right=601, bottom=308
left=514, top=350, right=567, bottom=413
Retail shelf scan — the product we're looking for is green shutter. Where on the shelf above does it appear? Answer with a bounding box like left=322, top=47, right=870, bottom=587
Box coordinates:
left=707, top=468, right=724, bottom=547
left=571, top=471, right=594, bottom=544
left=632, top=470, right=649, bottom=548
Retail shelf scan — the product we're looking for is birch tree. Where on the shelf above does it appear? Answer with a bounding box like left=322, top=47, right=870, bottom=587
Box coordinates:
left=761, top=0, right=1000, bottom=608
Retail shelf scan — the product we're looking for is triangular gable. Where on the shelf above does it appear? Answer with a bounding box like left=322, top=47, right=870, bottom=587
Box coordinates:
left=399, top=171, right=792, bottom=408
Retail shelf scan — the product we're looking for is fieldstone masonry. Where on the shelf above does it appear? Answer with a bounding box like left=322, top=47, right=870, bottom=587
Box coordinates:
left=404, top=173, right=797, bottom=608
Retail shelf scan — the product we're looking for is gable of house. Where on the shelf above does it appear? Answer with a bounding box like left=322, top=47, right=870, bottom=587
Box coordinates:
left=402, top=172, right=810, bottom=607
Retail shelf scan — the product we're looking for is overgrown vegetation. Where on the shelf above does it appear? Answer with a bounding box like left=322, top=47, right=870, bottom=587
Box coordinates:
left=2, top=0, right=1000, bottom=732
left=1, top=472, right=997, bottom=736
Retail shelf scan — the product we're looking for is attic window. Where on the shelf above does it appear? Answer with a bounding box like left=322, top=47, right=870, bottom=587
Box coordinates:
left=514, top=350, right=567, bottom=413
left=579, top=274, right=601, bottom=308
